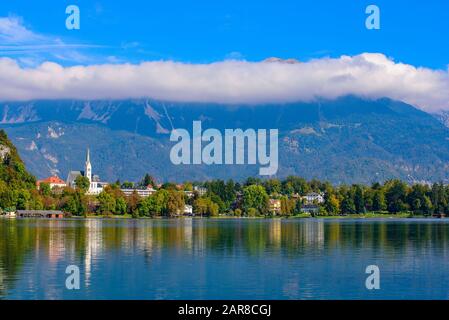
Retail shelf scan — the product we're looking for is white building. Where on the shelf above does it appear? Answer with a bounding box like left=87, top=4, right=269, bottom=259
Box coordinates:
left=121, top=186, right=156, bottom=197
left=184, top=191, right=194, bottom=198
left=302, top=192, right=324, bottom=204
left=66, top=149, right=108, bottom=195
left=36, top=176, right=67, bottom=190
left=184, top=205, right=193, bottom=215
left=194, top=186, right=207, bottom=196
left=301, top=204, right=320, bottom=214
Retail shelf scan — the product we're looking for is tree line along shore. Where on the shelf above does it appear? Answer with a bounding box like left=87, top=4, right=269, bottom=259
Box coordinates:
left=2, top=172, right=448, bottom=218
left=0, top=129, right=447, bottom=219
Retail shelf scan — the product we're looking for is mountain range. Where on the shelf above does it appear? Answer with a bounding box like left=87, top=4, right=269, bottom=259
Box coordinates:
left=0, top=96, right=448, bottom=185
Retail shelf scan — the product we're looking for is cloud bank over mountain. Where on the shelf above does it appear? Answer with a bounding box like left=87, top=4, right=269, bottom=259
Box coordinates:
left=1, top=53, right=449, bottom=112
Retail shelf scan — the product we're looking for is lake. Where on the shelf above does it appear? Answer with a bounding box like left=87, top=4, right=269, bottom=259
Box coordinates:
left=1, top=218, right=448, bottom=299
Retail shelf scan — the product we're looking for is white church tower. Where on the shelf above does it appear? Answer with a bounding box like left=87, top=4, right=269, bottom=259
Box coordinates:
left=67, top=148, right=106, bottom=195
left=85, top=148, right=92, bottom=183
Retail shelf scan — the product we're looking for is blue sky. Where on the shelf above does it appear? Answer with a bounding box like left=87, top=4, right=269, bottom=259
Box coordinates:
left=1, top=0, right=448, bottom=68
left=1, top=1, right=449, bottom=111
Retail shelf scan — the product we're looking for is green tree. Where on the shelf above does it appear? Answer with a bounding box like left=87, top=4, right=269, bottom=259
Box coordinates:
left=422, top=195, right=433, bottom=215
left=407, top=184, right=431, bottom=214
left=193, top=197, right=219, bottom=216
left=137, top=197, right=150, bottom=217
left=16, top=189, right=31, bottom=210
left=121, top=181, right=134, bottom=189
left=247, top=207, right=258, bottom=217
left=224, top=180, right=236, bottom=205
left=294, top=199, right=302, bottom=214
left=242, top=185, right=269, bottom=215
left=372, top=190, right=386, bottom=211
left=98, top=191, right=116, bottom=215
left=263, top=179, right=282, bottom=195
left=166, top=190, right=185, bottom=216
left=283, top=176, right=310, bottom=195
left=115, top=197, right=127, bottom=215
left=126, top=190, right=140, bottom=216
left=353, top=185, right=365, bottom=213
left=324, top=193, right=340, bottom=215
left=281, top=181, right=294, bottom=195
left=385, top=180, right=409, bottom=213
left=206, top=192, right=226, bottom=213
left=363, top=188, right=374, bottom=211
left=341, top=194, right=356, bottom=214
left=140, top=174, right=156, bottom=187
left=0, top=130, right=36, bottom=192
left=75, top=175, right=90, bottom=192
left=280, top=196, right=295, bottom=216
left=153, top=189, right=169, bottom=215
left=39, top=183, right=51, bottom=196
left=64, top=197, right=77, bottom=214
left=430, top=183, right=447, bottom=215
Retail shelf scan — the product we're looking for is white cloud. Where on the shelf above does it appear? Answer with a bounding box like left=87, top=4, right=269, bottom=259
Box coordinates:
left=0, top=16, right=44, bottom=43
left=0, top=16, right=102, bottom=65
left=1, top=53, right=449, bottom=113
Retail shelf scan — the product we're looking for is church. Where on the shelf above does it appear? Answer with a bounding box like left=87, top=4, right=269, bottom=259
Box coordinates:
left=66, top=149, right=107, bottom=195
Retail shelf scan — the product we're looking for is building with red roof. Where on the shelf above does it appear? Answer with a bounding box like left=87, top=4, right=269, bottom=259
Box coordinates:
left=36, top=175, right=67, bottom=190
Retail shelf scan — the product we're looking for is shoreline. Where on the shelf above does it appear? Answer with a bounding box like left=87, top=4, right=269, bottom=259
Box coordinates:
left=2, top=212, right=440, bottom=220
left=78, top=212, right=426, bottom=219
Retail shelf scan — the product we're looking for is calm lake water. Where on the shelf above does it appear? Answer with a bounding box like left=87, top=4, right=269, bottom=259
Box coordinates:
left=1, top=218, right=449, bottom=300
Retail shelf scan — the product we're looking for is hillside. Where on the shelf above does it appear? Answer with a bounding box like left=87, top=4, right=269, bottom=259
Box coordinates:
left=1, top=96, right=449, bottom=184
left=0, top=129, right=36, bottom=190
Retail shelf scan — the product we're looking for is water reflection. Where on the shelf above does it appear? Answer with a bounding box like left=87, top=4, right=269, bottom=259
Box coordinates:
left=1, top=218, right=449, bottom=299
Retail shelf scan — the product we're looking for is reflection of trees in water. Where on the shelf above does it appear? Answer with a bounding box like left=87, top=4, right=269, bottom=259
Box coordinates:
left=133, top=219, right=449, bottom=258
left=0, top=219, right=37, bottom=297
left=323, top=221, right=449, bottom=255
left=0, top=219, right=102, bottom=297
left=1, top=219, right=449, bottom=297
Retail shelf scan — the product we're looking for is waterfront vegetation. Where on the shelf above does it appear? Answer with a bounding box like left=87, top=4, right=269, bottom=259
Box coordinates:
left=0, top=129, right=448, bottom=219
left=2, top=169, right=448, bottom=218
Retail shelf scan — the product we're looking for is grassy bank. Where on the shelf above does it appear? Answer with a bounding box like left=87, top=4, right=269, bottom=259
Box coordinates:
left=65, top=212, right=432, bottom=219
left=290, top=212, right=424, bottom=219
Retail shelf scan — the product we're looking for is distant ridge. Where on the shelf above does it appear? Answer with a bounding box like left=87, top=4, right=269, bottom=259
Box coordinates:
left=1, top=96, right=449, bottom=184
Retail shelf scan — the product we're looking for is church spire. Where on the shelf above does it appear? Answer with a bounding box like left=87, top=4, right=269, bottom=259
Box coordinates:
left=85, top=148, right=92, bottom=182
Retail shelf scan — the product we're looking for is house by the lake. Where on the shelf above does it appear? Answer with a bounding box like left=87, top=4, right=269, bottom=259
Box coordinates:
left=36, top=175, right=67, bottom=190
left=301, top=204, right=320, bottom=214
left=269, top=199, right=282, bottom=215
left=184, top=205, right=193, bottom=215
left=194, top=186, right=207, bottom=196
left=302, top=192, right=324, bottom=204
left=121, top=185, right=156, bottom=197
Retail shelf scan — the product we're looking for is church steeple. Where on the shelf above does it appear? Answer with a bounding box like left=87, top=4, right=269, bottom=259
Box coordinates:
left=85, top=148, right=92, bottom=182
